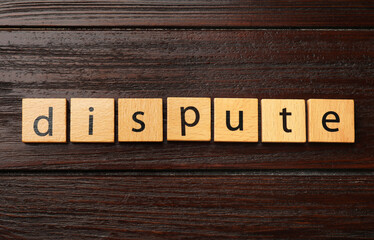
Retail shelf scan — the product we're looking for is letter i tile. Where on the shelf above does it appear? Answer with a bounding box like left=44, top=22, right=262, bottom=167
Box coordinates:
left=70, top=98, right=114, bottom=143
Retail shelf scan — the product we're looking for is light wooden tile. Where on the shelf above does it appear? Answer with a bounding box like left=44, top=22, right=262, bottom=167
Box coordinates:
left=214, top=98, right=258, bottom=142
left=167, top=97, right=211, bottom=141
left=22, top=98, right=67, bottom=143
left=261, top=99, right=306, bottom=143
left=70, top=98, right=114, bottom=143
left=118, top=98, right=163, bottom=142
left=308, top=99, right=355, bottom=143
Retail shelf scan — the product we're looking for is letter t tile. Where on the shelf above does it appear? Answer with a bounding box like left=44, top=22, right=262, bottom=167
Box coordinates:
left=261, top=99, right=306, bottom=143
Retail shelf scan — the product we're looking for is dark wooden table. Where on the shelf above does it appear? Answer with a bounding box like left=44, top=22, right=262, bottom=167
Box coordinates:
left=0, top=1, right=373, bottom=239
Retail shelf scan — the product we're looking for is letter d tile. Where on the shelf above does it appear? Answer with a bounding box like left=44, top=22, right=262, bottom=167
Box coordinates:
left=22, top=98, right=67, bottom=143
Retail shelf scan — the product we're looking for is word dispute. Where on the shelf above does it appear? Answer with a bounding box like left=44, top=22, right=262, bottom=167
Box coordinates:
left=22, top=98, right=355, bottom=143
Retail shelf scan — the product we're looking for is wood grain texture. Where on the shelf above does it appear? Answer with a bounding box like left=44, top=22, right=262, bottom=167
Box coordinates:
left=0, top=0, right=374, bottom=27
left=0, top=30, right=373, bottom=169
left=0, top=174, right=373, bottom=239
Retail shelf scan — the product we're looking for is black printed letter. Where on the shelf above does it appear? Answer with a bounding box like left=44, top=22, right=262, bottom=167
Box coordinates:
left=322, top=111, right=340, bottom=132
left=132, top=111, right=145, bottom=132
left=33, top=107, right=53, bottom=136
left=279, top=108, right=292, bottom=133
left=181, top=106, right=200, bottom=136
left=89, top=107, right=94, bottom=135
left=226, top=111, right=243, bottom=131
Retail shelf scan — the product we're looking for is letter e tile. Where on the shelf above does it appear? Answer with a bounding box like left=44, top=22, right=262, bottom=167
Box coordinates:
left=308, top=99, right=354, bottom=143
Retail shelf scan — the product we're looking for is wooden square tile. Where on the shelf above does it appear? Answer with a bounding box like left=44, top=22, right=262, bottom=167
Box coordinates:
left=308, top=99, right=355, bottom=143
left=261, top=99, right=306, bottom=143
left=118, top=98, right=163, bottom=142
left=167, top=97, right=211, bottom=141
left=22, top=98, right=67, bottom=143
left=70, top=98, right=115, bottom=143
left=214, top=98, right=258, bottom=142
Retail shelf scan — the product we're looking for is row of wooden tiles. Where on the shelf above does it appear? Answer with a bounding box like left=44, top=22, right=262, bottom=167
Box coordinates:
left=0, top=174, right=373, bottom=239
left=0, top=29, right=370, bottom=169
left=23, top=98, right=354, bottom=143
